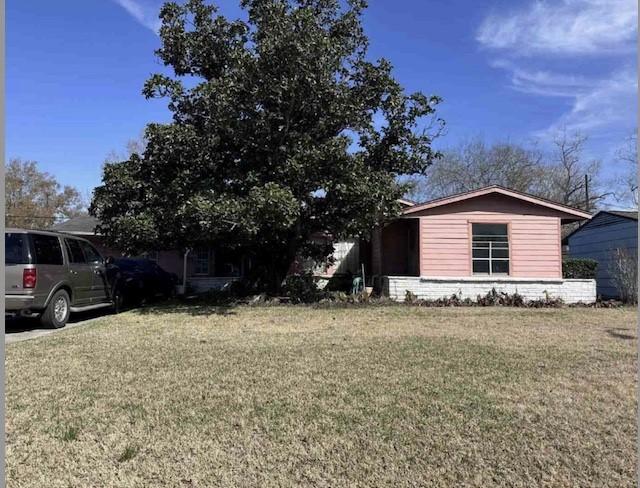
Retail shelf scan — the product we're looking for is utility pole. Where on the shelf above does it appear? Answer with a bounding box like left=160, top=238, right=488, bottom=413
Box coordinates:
left=584, top=174, right=590, bottom=212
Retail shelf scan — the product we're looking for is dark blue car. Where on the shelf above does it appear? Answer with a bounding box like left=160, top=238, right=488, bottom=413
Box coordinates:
left=112, top=258, right=178, bottom=306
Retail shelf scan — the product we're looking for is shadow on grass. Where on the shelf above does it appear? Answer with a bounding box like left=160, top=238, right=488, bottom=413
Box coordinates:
left=6, top=308, right=111, bottom=334
left=130, top=299, right=238, bottom=317
left=605, top=328, right=636, bottom=340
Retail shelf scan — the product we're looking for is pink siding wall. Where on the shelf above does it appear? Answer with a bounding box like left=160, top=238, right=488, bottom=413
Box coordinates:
left=412, top=194, right=562, bottom=278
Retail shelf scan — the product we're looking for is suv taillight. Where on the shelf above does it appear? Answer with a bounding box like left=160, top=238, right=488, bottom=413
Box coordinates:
left=23, top=268, right=37, bottom=289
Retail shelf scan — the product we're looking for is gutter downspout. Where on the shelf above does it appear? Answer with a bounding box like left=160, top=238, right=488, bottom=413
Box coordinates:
left=179, top=248, right=191, bottom=296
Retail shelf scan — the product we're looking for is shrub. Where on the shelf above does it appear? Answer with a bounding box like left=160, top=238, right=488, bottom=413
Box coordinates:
left=311, top=288, right=618, bottom=308
left=404, top=290, right=419, bottom=304
left=402, top=288, right=557, bottom=307
left=608, top=248, right=638, bottom=304
left=282, top=273, right=322, bottom=304
left=563, top=258, right=598, bottom=279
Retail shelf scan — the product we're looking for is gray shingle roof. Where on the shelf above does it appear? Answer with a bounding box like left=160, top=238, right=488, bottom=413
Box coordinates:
left=50, top=215, right=100, bottom=234
left=605, top=210, right=638, bottom=220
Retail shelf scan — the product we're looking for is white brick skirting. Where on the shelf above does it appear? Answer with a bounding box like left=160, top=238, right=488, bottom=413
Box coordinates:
left=383, top=276, right=596, bottom=304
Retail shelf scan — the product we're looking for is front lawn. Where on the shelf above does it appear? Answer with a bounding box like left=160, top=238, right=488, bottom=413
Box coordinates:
left=6, top=305, right=637, bottom=487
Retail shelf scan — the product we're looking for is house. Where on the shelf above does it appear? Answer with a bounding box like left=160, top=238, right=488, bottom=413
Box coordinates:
left=564, top=210, right=638, bottom=299
left=367, top=186, right=595, bottom=303
left=52, top=185, right=597, bottom=302
left=50, top=216, right=362, bottom=293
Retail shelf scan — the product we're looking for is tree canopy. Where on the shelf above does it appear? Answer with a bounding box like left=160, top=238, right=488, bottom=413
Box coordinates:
left=91, top=0, right=443, bottom=289
left=6, top=158, right=84, bottom=229
left=406, top=130, right=611, bottom=212
left=615, top=131, right=637, bottom=208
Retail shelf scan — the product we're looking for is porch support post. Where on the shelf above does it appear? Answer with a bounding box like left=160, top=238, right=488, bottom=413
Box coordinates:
left=180, top=248, right=191, bottom=295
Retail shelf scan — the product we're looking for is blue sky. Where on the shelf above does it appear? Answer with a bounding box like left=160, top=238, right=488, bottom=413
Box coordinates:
left=7, top=0, right=637, bottom=200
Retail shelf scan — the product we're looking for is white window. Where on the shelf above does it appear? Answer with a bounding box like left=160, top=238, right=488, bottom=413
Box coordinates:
left=194, top=248, right=211, bottom=275
left=472, top=223, right=509, bottom=275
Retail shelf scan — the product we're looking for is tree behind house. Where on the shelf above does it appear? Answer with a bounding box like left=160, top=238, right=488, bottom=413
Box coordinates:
left=90, top=0, right=443, bottom=291
left=6, top=158, right=84, bottom=229
left=615, top=131, right=638, bottom=208
left=407, top=131, right=610, bottom=211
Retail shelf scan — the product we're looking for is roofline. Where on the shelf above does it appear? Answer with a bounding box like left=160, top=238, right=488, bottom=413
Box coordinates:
left=397, top=198, right=416, bottom=207
left=401, top=185, right=592, bottom=219
left=563, top=210, right=638, bottom=242
left=5, top=228, right=95, bottom=239
left=599, top=210, right=639, bottom=221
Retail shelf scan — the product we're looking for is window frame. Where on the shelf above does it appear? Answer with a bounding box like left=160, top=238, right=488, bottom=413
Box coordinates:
left=193, top=248, right=212, bottom=276
left=469, top=222, right=511, bottom=276
left=78, top=240, right=104, bottom=265
left=64, top=238, right=88, bottom=264
left=6, top=232, right=33, bottom=265
left=31, top=234, right=64, bottom=266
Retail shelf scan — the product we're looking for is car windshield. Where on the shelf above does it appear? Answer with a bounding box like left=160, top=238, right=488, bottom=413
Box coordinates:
left=6, top=233, right=32, bottom=265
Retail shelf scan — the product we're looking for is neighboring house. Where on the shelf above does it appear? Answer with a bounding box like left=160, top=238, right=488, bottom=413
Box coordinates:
left=51, top=186, right=598, bottom=302
left=564, top=210, right=638, bottom=299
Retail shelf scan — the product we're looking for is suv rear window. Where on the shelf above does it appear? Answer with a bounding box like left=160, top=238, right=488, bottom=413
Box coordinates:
left=5, top=233, right=31, bottom=264
left=32, top=234, right=64, bottom=265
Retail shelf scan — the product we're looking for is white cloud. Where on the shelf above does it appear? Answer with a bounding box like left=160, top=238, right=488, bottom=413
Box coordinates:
left=535, top=67, right=637, bottom=138
left=491, top=59, right=593, bottom=97
left=112, top=0, right=163, bottom=33
left=477, top=0, right=637, bottom=143
left=477, top=0, right=637, bottom=56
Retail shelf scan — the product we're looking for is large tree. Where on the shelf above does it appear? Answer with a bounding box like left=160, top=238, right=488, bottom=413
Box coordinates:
left=6, top=158, right=84, bottom=229
left=91, top=0, right=442, bottom=290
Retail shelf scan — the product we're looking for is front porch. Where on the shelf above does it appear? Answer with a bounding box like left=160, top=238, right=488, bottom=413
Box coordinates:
left=368, top=218, right=420, bottom=278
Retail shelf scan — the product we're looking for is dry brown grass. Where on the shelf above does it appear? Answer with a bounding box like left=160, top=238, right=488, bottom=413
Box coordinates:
left=6, top=305, right=637, bottom=487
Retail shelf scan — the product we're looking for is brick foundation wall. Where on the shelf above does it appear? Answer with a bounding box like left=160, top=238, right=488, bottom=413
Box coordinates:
left=383, top=276, right=596, bottom=304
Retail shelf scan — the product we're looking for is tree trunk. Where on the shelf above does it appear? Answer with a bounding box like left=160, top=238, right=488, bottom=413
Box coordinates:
left=244, top=246, right=292, bottom=295
left=247, top=234, right=303, bottom=295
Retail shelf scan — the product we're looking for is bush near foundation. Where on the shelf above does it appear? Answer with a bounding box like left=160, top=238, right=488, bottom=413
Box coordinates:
left=563, top=258, right=598, bottom=279
left=282, top=273, right=322, bottom=304
left=402, top=289, right=564, bottom=308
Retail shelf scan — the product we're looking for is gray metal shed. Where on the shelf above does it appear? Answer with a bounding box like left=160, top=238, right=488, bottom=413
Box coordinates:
left=566, top=210, right=637, bottom=298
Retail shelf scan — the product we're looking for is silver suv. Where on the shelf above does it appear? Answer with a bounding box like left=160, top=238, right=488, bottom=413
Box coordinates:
left=5, top=229, right=120, bottom=328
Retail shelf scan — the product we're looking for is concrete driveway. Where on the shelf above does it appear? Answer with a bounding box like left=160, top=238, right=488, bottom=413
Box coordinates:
left=5, top=311, right=108, bottom=344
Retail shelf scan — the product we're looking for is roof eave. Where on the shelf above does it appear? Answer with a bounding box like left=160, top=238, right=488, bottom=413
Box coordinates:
left=400, top=186, right=592, bottom=220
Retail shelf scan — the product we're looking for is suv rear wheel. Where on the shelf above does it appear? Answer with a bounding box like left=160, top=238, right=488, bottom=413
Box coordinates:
left=41, top=289, right=70, bottom=329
